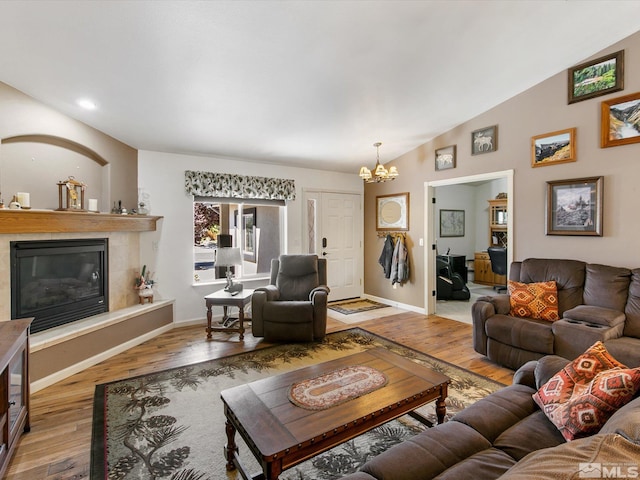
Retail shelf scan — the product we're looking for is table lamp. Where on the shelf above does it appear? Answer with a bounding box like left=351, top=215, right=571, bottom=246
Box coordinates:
left=216, top=247, right=243, bottom=293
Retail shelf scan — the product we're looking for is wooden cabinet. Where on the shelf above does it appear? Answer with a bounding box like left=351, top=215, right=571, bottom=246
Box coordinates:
left=0, top=318, right=31, bottom=479
left=474, top=252, right=506, bottom=287
left=488, top=198, right=507, bottom=247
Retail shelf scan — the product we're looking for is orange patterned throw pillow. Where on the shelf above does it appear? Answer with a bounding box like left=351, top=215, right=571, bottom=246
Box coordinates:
left=508, top=280, right=559, bottom=321
left=533, top=341, right=640, bottom=441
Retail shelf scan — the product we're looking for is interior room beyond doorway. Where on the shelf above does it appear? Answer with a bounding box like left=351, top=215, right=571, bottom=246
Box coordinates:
left=426, top=170, right=514, bottom=320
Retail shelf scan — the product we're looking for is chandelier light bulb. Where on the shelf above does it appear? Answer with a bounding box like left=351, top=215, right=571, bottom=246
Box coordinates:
left=358, top=142, right=398, bottom=183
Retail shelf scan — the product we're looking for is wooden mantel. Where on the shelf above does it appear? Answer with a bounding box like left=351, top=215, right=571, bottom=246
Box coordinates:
left=0, top=209, right=162, bottom=233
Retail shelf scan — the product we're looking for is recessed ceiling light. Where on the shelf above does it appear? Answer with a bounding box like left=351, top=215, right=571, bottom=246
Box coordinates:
left=77, top=98, right=97, bottom=110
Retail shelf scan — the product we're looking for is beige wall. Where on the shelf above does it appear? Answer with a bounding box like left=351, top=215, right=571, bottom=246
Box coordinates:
left=364, top=30, right=640, bottom=310
left=0, top=82, right=144, bottom=320
left=0, top=81, right=138, bottom=210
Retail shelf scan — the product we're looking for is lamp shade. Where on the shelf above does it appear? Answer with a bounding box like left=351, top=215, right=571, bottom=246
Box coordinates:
left=216, top=247, right=242, bottom=267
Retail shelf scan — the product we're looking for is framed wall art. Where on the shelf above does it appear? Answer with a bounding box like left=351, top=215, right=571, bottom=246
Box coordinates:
left=531, top=128, right=576, bottom=167
left=546, top=176, right=603, bottom=236
left=376, top=192, right=409, bottom=231
left=568, top=50, right=624, bottom=104
left=471, top=125, right=498, bottom=155
left=600, top=91, right=640, bottom=148
left=435, top=145, right=456, bottom=171
left=439, top=209, right=465, bottom=237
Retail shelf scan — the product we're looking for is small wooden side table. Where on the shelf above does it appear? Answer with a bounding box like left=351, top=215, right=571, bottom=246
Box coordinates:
left=204, top=289, right=254, bottom=340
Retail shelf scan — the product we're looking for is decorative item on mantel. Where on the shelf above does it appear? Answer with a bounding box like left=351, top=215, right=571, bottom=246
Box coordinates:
left=9, top=195, right=21, bottom=209
left=57, top=176, right=87, bottom=211
left=135, top=265, right=155, bottom=304
left=137, top=202, right=149, bottom=215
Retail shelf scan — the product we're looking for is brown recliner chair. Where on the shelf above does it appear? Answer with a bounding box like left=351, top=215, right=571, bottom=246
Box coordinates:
left=251, top=255, right=329, bottom=342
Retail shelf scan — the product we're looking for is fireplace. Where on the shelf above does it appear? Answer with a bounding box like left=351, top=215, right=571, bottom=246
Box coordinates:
left=10, top=239, right=109, bottom=333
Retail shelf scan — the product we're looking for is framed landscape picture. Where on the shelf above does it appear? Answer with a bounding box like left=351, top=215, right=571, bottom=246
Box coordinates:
left=435, top=145, right=456, bottom=171
left=531, top=128, right=576, bottom=167
left=471, top=125, right=497, bottom=155
left=568, top=50, right=624, bottom=104
left=440, top=209, right=465, bottom=237
left=546, top=176, right=603, bottom=236
left=600, top=91, right=640, bottom=148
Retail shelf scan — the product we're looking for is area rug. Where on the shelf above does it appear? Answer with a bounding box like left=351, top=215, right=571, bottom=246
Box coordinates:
left=91, top=328, right=505, bottom=480
left=328, top=298, right=388, bottom=314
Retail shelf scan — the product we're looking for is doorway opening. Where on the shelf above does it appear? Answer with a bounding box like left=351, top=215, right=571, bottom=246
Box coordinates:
left=425, top=170, right=514, bottom=319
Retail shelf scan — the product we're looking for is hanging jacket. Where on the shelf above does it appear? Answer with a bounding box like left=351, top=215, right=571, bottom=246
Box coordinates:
left=391, top=235, right=409, bottom=285
left=378, top=234, right=395, bottom=279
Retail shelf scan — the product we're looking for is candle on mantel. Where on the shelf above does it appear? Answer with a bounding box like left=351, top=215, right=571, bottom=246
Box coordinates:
left=16, top=192, right=30, bottom=208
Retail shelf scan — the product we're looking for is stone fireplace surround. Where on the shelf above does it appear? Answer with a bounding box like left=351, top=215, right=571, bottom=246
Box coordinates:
left=0, top=210, right=173, bottom=392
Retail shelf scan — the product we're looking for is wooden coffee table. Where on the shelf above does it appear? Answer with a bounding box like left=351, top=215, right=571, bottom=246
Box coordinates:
left=220, top=347, right=450, bottom=479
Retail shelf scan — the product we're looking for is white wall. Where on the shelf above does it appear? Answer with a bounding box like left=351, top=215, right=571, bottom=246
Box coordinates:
left=434, top=184, right=476, bottom=259
left=138, top=150, right=363, bottom=324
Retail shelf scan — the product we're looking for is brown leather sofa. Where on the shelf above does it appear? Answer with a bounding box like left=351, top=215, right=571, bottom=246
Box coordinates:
left=341, top=355, right=640, bottom=480
left=472, top=258, right=640, bottom=370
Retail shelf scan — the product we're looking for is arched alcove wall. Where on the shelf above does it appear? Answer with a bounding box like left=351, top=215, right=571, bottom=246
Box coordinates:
left=1, top=134, right=108, bottom=210
left=0, top=82, right=137, bottom=211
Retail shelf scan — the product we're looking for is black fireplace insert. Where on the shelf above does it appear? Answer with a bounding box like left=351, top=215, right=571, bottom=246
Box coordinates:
left=10, top=238, right=109, bottom=333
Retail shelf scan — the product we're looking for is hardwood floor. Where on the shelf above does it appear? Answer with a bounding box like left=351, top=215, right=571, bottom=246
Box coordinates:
left=7, top=312, right=513, bottom=480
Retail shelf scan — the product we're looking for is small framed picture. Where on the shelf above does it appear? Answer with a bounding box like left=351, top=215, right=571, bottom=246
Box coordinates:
left=471, top=125, right=497, bottom=155
left=546, top=176, right=603, bottom=236
left=376, top=192, right=409, bottom=231
left=440, top=209, right=465, bottom=237
left=600, top=91, right=640, bottom=148
left=568, top=50, right=624, bottom=104
left=531, top=128, right=576, bottom=168
left=435, top=145, right=456, bottom=171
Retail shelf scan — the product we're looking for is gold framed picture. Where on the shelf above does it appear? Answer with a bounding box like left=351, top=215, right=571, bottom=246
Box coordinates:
left=531, top=128, right=576, bottom=168
left=376, top=192, right=409, bottom=231
left=600, top=91, right=640, bottom=148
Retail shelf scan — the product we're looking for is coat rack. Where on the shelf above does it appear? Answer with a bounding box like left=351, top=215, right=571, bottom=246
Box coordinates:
left=377, top=231, right=406, bottom=238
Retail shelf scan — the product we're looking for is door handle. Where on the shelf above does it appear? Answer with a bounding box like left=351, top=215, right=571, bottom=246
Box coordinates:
left=322, top=251, right=328, bottom=256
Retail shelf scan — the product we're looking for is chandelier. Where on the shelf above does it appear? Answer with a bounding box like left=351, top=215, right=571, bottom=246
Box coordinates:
left=358, top=142, right=398, bottom=183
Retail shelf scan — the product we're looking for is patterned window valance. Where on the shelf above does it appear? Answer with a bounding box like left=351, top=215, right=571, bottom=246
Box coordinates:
left=184, top=170, right=296, bottom=201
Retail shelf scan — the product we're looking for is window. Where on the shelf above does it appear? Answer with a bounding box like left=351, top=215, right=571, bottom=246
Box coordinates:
left=193, top=199, right=284, bottom=284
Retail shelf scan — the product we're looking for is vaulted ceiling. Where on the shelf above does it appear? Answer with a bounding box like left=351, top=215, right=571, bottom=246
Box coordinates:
left=1, top=1, right=639, bottom=172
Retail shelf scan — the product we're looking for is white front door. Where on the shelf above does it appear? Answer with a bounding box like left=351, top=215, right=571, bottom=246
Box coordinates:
left=304, top=191, right=362, bottom=301
left=321, top=192, right=361, bottom=301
